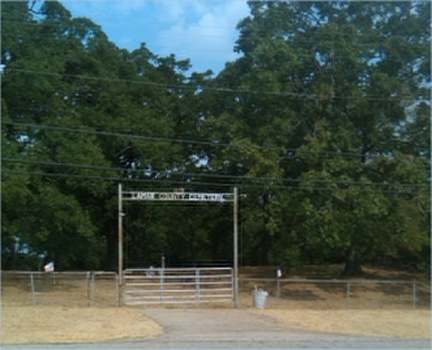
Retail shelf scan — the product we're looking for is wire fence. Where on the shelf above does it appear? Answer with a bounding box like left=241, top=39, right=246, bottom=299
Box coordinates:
left=239, top=278, right=431, bottom=309
left=1, top=271, right=118, bottom=307
left=1, top=271, right=430, bottom=309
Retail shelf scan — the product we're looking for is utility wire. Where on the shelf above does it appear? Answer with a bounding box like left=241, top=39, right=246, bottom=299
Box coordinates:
left=2, top=169, right=231, bottom=188
left=2, top=157, right=427, bottom=188
left=4, top=121, right=425, bottom=159
left=6, top=106, right=430, bottom=152
left=3, top=68, right=427, bottom=102
left=1, top=121, right=356, bottom=157
left=2, top=169, right=424, bottom=195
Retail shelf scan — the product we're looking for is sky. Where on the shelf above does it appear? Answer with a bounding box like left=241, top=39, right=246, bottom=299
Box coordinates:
left=61, top=0, right=250, bottom=74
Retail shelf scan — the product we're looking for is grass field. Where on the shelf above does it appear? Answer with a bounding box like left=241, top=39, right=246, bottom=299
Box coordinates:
left=245, top=265, right=431, bottom=338
left=1, top=305, right=162, bottom=344
left=1, top=264, right=430, bottom=343
left=0, top=276, right=162, bottom=344
left=254, top=309, right=431, bottom=338
left=240, top=264, right=430, bottom=309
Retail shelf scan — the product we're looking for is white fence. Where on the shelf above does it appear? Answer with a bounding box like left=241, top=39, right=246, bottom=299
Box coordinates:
left=122, top=267, right=233, bottom=305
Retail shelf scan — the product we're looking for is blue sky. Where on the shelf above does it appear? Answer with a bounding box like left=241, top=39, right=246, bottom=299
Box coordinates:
left=61, top=0, right=250, bottom=74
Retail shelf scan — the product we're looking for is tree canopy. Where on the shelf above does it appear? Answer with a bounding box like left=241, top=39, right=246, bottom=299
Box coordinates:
left=1, top=0, right=430, bottom=275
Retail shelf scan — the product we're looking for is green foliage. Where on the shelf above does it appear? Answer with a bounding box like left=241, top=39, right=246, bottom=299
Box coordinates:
left=1, top=1, right=429, bottom=274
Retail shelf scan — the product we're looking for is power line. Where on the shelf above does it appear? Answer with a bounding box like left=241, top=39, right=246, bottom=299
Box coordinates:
left=4, top=68, right=427, bottom=102
left=6, top=106, right=430, bottom=152
left=2, top=169, right=424, bottom=195
left=2, top=168, right=231, bottom=188
left=5, top=121, right=428, bottom=160
left=6, top=121, right=421, bottom=160
left=4, top=120, right=242, bottom=147
left=3, top=157, right=427, bottom=188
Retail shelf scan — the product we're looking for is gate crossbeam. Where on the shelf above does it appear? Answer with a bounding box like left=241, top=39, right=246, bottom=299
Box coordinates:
left=122, top=191, right=233, bottom=202
left=118, top=185, right=239, bottom=308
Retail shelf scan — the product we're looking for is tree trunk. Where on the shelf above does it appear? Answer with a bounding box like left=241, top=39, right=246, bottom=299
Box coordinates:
left=343, top=247, right=363, bottom=276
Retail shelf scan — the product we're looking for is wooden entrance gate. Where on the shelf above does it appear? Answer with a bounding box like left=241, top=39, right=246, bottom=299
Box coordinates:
left=122, top=267, right=233, bottom=305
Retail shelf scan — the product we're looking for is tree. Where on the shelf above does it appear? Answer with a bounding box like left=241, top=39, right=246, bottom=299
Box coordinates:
left=202, top=0, right=430, bottom=274
left=1, top=0, right=429, bottom=273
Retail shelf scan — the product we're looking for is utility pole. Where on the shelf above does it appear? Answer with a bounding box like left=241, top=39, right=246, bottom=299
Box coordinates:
left=233, top=186, right=239, bottom=308
left=118, top=183, right=123, bottom=306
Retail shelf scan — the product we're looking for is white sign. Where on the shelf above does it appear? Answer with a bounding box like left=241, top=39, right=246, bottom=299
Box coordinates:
left=277, top=268, right=282, bottom=278
left=44, top=262, right=54, bottom=272
left=123, top=191, right=233, bottom=202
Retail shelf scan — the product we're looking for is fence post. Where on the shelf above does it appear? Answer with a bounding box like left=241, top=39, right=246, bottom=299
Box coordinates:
left=252, top=285, right=257, bottom=307
left=86, top=271, right=91, bottom=307
left=115, top=273, right=120, bottom=306
left=87, top=272, right=95, bottom=307
left=30, top=272, right=36, bottom=305
left=160, top=268, right=164, bottom=301
left=346, top=282, right=351, bottom=300
left=412, top=281, right=417, bottom=308
left=195, top=269, right=201, bottom=302
left=232, top=269, right=235, bottom=306
left=92, top=272, right=96, bottom=304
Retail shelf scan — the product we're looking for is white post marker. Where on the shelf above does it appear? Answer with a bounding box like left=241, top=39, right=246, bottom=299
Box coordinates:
left=276, top=267, right=282, bottom=298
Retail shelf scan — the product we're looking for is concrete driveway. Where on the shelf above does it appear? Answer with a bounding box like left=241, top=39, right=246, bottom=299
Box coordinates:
left=140, top=308, right=430, bottom=347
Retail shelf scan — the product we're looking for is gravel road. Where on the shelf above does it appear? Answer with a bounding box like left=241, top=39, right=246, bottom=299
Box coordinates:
left=3, top=308, right=430, bottom=349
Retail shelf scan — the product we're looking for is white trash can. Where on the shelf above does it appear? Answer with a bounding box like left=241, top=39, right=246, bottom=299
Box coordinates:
left=254, top=289, right=269, bottom=309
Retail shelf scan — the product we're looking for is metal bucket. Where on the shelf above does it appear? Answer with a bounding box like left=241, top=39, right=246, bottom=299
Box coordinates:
left=254, top=289, right=268, bottom=309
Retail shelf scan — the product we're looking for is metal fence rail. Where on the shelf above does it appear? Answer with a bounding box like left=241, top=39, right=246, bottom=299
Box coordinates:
left=240, top=278, right=431, bottom=308
left=122, top=267, right=233, bottom=305
left=2, top=271, right=429, bottom=308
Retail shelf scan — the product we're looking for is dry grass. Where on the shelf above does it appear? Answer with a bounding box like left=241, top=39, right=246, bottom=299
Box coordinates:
left=240, top=264, right=431, bottom=310
left=238, top=283, right=429, bottom=310
left=1, top=265, right=429, bottom=343
left=1, top=276, right=118, bottom=307
left=242, top=265, right=431, bottom=337
left=0, top=305, right=162, bottom=344
left=0, top=276, right=161, bottom=344
left=254, top=309, right=431, bottom=338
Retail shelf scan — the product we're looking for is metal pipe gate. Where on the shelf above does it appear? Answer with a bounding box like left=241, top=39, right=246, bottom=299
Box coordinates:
left=122, top=267, right=233, bottom=305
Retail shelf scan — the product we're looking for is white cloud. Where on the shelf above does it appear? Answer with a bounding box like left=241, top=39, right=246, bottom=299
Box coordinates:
left=153, top=0, right=249, bottom=72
